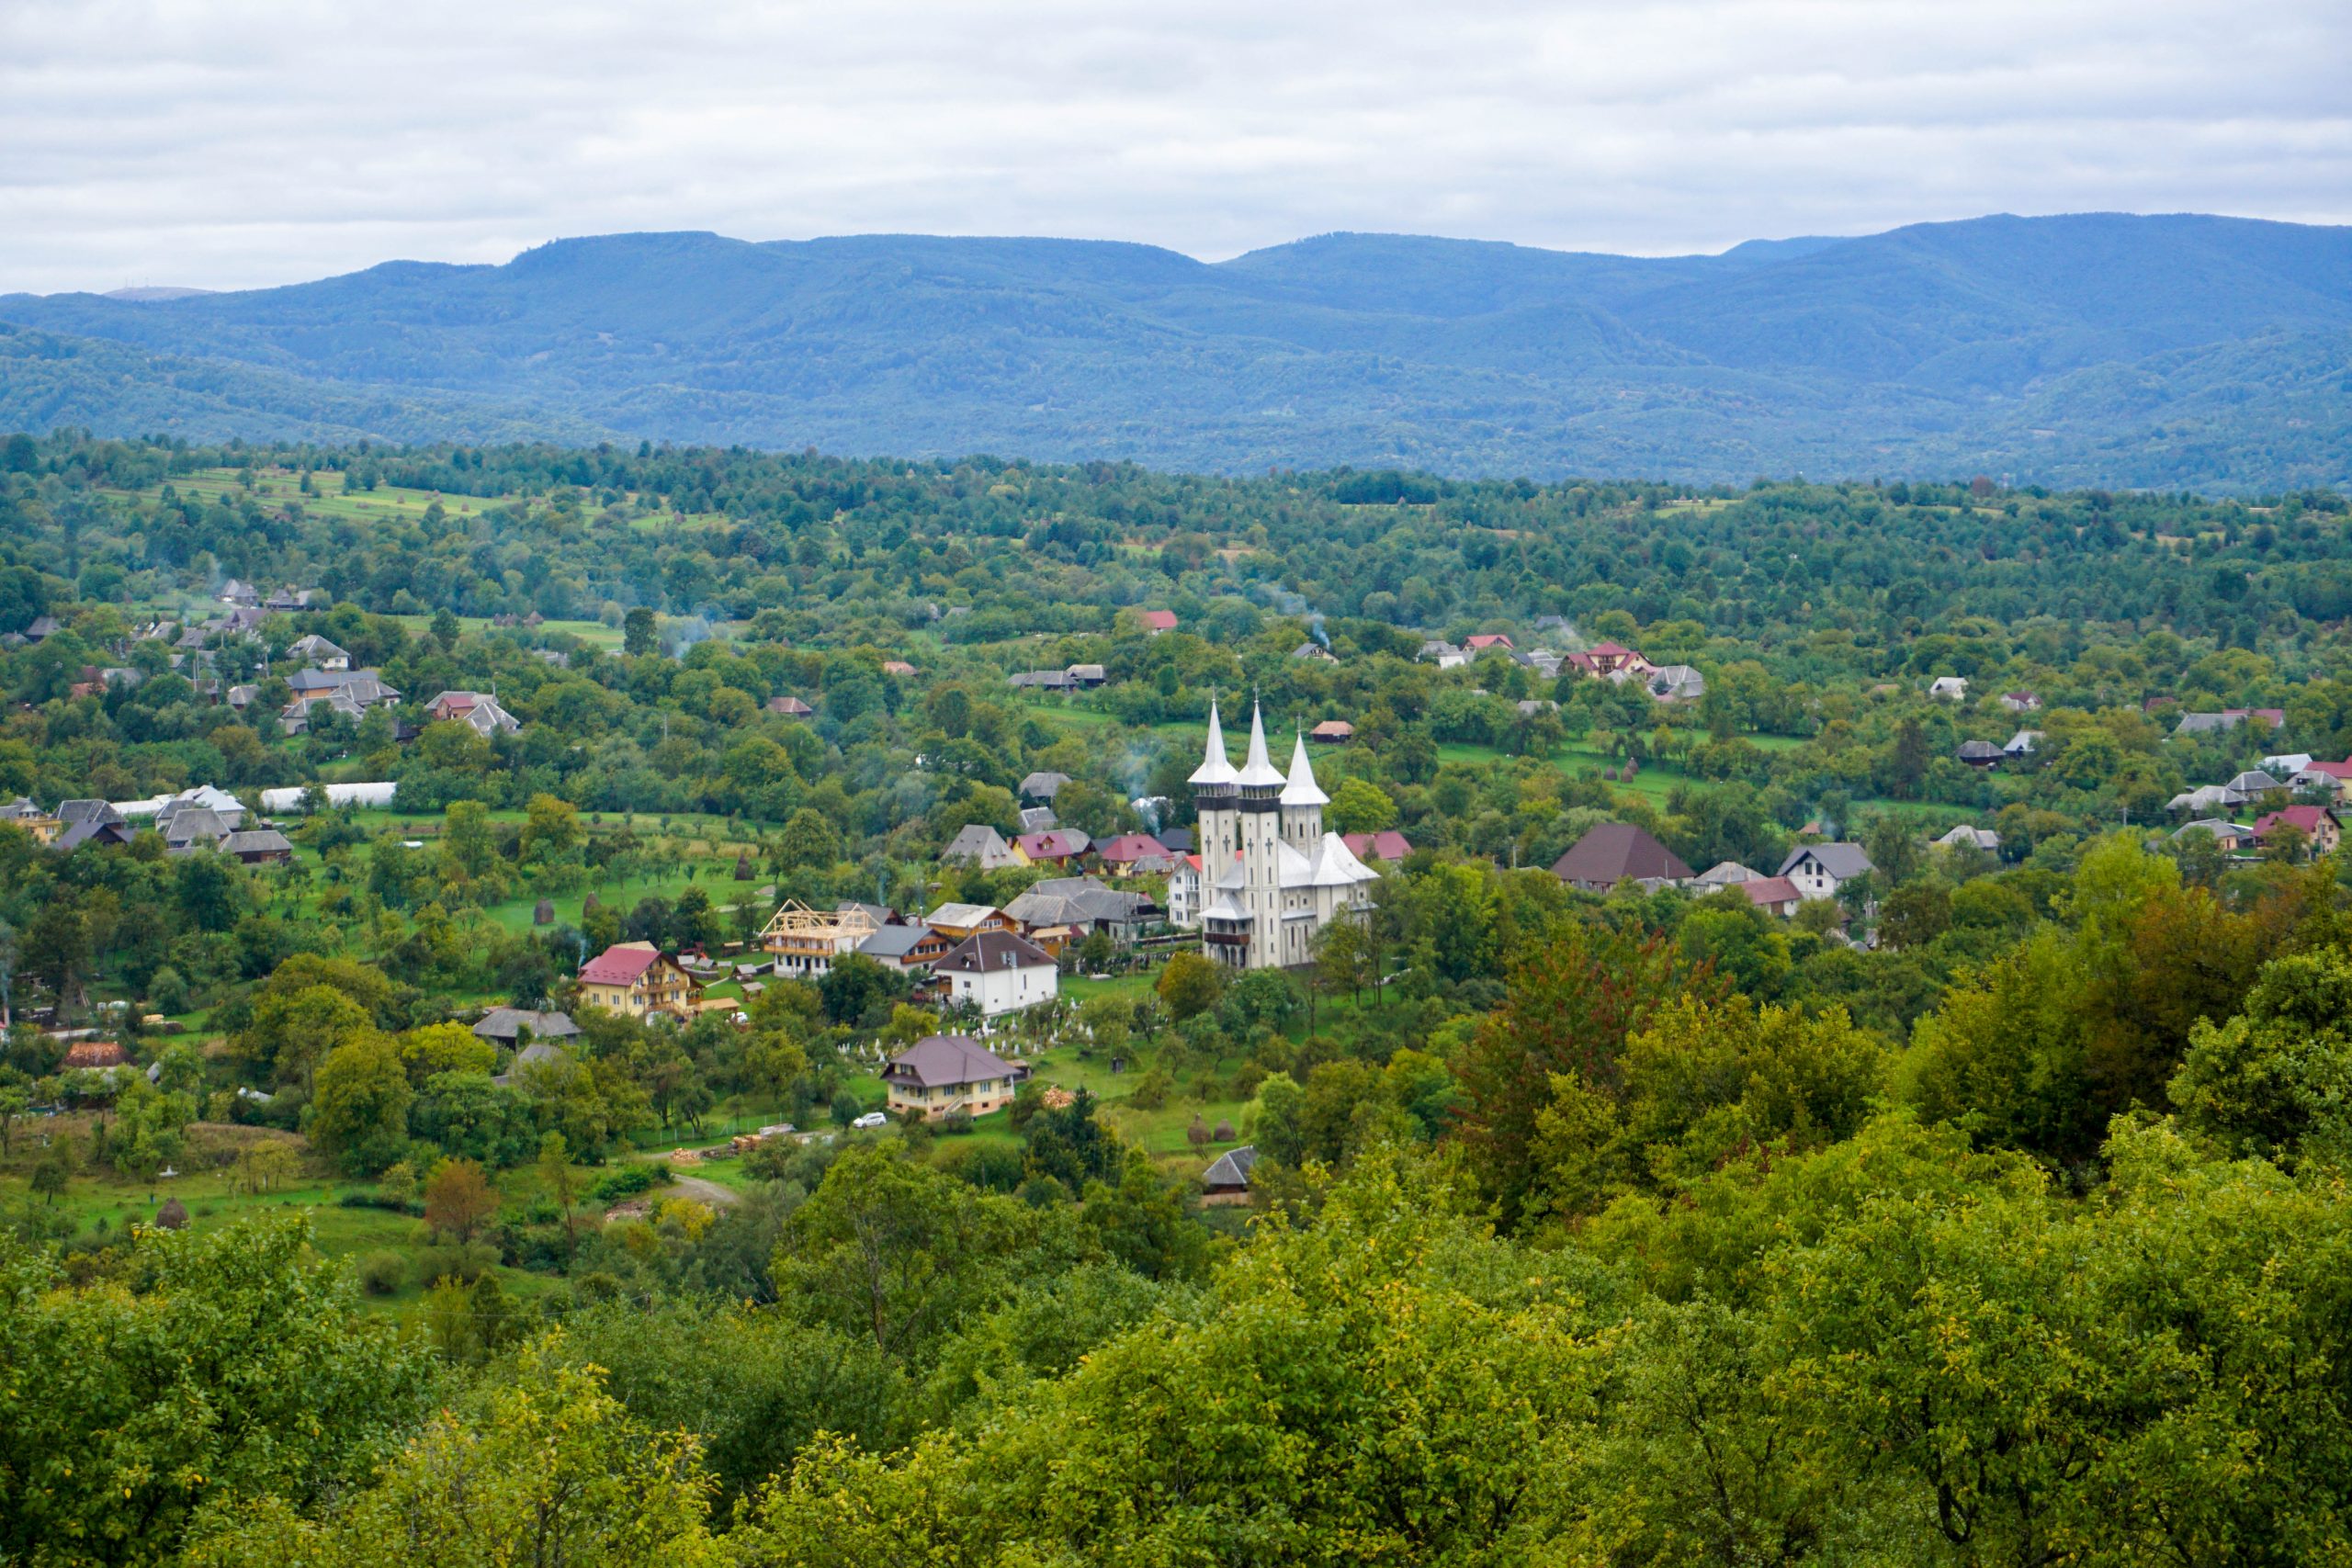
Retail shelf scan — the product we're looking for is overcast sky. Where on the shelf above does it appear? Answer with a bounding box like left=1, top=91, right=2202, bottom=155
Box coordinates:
left=2, top=0, right=2346, bottom=294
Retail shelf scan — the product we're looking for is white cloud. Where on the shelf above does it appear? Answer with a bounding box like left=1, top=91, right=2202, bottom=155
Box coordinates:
left=0, top=0, right=2345, bottom=291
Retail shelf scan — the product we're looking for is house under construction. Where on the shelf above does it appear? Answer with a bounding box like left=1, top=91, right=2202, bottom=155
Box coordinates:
left=759, top=899, right=879, bottom=978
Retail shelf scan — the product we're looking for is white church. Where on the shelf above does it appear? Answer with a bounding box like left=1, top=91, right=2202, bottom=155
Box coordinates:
left=1191, top=699, right=1380, bottom=970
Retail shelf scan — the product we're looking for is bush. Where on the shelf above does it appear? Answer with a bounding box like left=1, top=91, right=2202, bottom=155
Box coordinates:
left=415, top=1240, right=501, bottom=1285
left=356, top=1250, right=407, bottom=1296
left=588, top=1165, right=670, bottom=1202
left=337, top=1190, right=424, bottom=1215
left=941, top=1108, right=975, bottom=1135
left=1126, top=1066, right=1176, bottom=1111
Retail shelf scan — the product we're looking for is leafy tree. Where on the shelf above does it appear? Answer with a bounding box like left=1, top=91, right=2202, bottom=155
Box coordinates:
left=422, top=1156, right=500, bottom=1246
left=773, top=1145, right=1035, bottom=1366
left=2170, top=945, right=2352, bottom=1164
left=1153, top=951, right=1224, bottom=1021
left=1325, top=775, right=1399, bottom=835
left=777, top=807, right=842, bottom=871
left=189, top=1340, right=719, bottom=1567
left=1454, top=921, right=1706, bottom=1226
left=623, top=606, right=658, bottom=657
left=1023, top=1086, right=1118, bottom=1192
left=815, top=952, right=902, bottom=1027
left=0, top=1215, right=429, bottom=1568
left=308, top=1032, right=413, bottom=1174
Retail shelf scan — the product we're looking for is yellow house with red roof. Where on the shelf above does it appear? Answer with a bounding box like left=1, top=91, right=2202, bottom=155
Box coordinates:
left=576, top=942, right=699, bottom=1021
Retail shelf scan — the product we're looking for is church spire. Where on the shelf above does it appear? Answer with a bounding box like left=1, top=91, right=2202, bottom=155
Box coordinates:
left=1188, top=696, right=1238, bottom=788
left=1235, top=699, right=1285, bottom=788
left=1281, top=728, right=1329, bottom=807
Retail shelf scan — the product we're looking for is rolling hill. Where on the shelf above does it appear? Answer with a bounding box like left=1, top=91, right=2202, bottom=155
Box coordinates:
left=3, top=212, right=2347, bottom=490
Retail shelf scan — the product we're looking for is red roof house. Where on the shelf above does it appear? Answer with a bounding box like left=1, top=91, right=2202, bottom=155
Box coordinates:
left=1464, top=633, right=1514, bottom=650
left=1340, top=829, right=1414, bottom=863
left=1094, top=833, right=1170, bottom=871
left=2252, top=805, right=2341, bottom=856
left=1014, top=829, right=1091, bottom=866
left=1739, top=875, right=1804, bottom=917
left=1138, top=610, right=1179, bottom=634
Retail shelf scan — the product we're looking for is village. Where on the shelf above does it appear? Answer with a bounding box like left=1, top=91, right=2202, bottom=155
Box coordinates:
left=8, top=561, right=2349, bottom=1226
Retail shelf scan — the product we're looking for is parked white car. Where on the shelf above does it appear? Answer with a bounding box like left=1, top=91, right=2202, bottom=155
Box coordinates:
left=851, top=1111, right=889, bottom=1130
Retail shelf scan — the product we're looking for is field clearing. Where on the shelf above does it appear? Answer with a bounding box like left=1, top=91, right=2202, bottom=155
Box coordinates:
left=0, top=1139, right=568, bottom=1320
left=118, top=466, right=735, bottom=536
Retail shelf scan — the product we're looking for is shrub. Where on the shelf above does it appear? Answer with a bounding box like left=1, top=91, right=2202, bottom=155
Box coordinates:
left=941, top=1108, right=975, bottom=1135
left=588, top=1165, right=669, bottom=1202
left=1126, top=1066, right=1175, bottom=1111
left=337, top=1190, right=424, bottom=1215
left=356, top=1250, right=407, bottom=1296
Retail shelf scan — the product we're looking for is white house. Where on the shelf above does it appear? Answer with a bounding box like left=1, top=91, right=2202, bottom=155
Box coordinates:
left=1935, top=825, right=2001, bottom=852
left=1928, top=676, right=1970, bottom=702
left=1166, top=852, right=1204, bottom=928
left=1778, top=842, right=1875, bottom=901
left=934, top=930, right=1058, bottom=1017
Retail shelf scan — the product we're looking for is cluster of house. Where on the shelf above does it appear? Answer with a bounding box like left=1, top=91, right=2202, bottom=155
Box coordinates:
left=571, top=891, right=1083, bottom=1028
left=1007, top=663, right=1109, bottom=693
left=0, top=784, right=295, bottom=860
left=275, top=640, right=521, bottom=740
left=1549, top=820, right=1881, bottom=918
left=1955, top=730, right=2042, bottom=769
left=2163, top=751, right=2351, bottom=859
left=1416, top=635, right=1705, bottom=703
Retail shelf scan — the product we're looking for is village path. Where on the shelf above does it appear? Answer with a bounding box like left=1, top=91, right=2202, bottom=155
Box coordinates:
left=664, top=1173, right=742, bottom=1208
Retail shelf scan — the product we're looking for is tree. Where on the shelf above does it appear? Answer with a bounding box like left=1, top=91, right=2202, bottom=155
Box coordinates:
left=423, top=1156, right=501, bottom=1246
left=29, top=1134, right=74, bottom=1204
left=1082, top=1152, right=1210, bottom=1281
left=441, top=798, right=495, bottom=881
left=1154, top=951, right=1224, bottom=1021
left=816, top=952, right=902, bottom=1027
left=308, top=1032, right=413, bottom=1175
left=520, top=791, right=583, bottom=865
left=1326, top=780, right=1392, bottom=841
left=233, top=1140, right=300, bottom=1195
left=773, top=1144, right=1032, bottom=1365
left=777, top=807, right=841, bottom=871
left=188, top=1341, right=719, bottom=1568
left=1876, top=880, right=1951, bottom=950
left=2170, top=946, right=2352, bottom=1164
left=1453, top=921, right=1706, bottom=1227
left=2, top=1215, right=430, bottom=1568
left=537, top=1132, right=583, bottom=1254
left=1889, top=716, right=1929, bottom=798
left=428, top=606, right=460, bottom=652
left=396, top=1021, right=496, bottom=1084
left=623, top=606, right=659, bottom=657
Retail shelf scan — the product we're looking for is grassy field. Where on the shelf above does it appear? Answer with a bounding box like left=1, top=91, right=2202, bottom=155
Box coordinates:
left=119, top=465, right=734, bottom=534
left=0, top=1124, right=569, bottom=1321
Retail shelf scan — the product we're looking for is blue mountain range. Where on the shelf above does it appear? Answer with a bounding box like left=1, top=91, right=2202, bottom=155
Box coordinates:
left=4, top=212, right=2347, bottom=490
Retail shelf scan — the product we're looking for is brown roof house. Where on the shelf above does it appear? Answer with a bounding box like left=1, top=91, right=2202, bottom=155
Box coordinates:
left=1551, top=823, right=1692, bottom=892
left=882, top=1033, right=1023, bottom=1120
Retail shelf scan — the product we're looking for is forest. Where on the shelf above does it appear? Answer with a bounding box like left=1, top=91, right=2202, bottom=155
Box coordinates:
left=4, top=431, right=2352, bottom=1564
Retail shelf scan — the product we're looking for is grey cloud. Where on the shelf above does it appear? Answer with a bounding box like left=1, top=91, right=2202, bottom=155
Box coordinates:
left=0, top=0, right=2346, bottom=292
